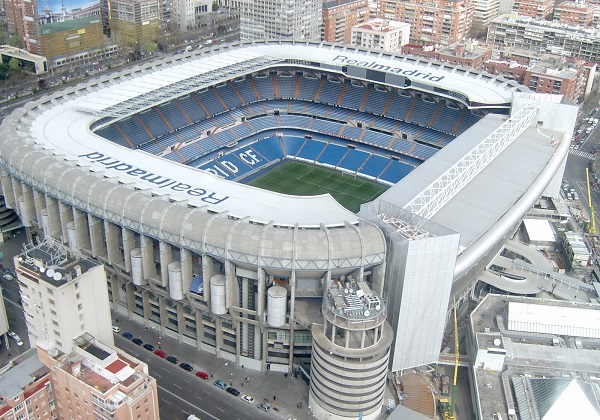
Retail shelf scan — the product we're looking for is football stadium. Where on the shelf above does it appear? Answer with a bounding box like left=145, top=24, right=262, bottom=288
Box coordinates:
left=0, top=41, right=576, bottom=419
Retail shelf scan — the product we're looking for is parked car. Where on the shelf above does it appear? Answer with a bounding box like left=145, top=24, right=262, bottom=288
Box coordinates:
left=122, top=332, right=134, bottom=340
left=132, top=338, right=143, bottom=346
left=7, top=330, right=23, bottom=346
left=143, top=343, right=155, bottom=351
left=180, top=363, right=193, bottom=372
left=3, top=274, right=14, bottom=281
left=213, top=380, right=228, bottom=390
left=196, top=371, right=208, bottom=380
left=226, top=387, right=240, bottom=396
left=257, top=403, right=270, bottom=411
left=166, top=355, right=179, bottom=364
left=241, top=395, right=254, bottom=404
left=112, top=326, right=121, bottom=333
left=154, top=349, right=167, bottom=358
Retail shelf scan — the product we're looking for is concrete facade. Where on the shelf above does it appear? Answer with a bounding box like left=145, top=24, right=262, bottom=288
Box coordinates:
left=351, top=19, right=410, bottom=52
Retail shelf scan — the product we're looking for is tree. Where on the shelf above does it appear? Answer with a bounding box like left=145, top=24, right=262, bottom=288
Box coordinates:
left=8, top=57, right=21, bottom=72
left=212, top=1, right=219, bottom=11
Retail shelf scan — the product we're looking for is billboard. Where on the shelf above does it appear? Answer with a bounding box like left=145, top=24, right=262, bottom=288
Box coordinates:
left=37, top=0, right=101, bottom=30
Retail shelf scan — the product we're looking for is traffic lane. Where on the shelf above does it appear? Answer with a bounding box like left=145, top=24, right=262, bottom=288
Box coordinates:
left=114, top=334, right=277, bottom=420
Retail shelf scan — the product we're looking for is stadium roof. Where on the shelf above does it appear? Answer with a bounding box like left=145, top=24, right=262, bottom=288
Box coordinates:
left=74, top=41, right=518, bottom=119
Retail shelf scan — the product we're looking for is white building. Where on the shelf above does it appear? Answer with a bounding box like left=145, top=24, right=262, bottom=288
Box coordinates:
left=351, top=18, right=410, bottom=52
left=173, top=0, right=212, bottom=31
left=239, top=0, right=322, bottom=40
left=15, top=237, right=114, bottom=354
left=473, top=0, right=500, bottom=26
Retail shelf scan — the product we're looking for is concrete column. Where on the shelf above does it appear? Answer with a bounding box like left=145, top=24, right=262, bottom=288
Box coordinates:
left=159, top=241, right=172, bottom=288
left=195, top=310, right=204, bottom=350
left=44, top=196, right=61, bottom=237
left=180, top=248, right=193, bottom=292
left=215, top=319, right=223, bottom=357
left=288, top=270, right=296, bottom=370
left=33, top=189, right=45, bottom=228
left=1, top=170, right=16, bottom=209
left=241, top=277, right=248, bottom=355
left=122, top=228, right=135, bottom=273
left=254, top=324, right=261, bottom=360
left=105, top=221, right=122, bottom=266
left=125, top=282, right=136, bottom=318
left=202, top=255, right=214, bottom=306
left=224, top=261, right=235, bottom=309
left=18, top=184, right=35, bottom=227
left=107, top=273, right=119, bottom=308
left=58, top=202, right=74, bottom=242
left=88, top=215, right=106, bottom=258
left=177, top=304, right=185, bottom=340
left=10, top=177, right=22, bottom=212
left=72, top=208, right=91, bottom=251
left=140, top=235, right=157, bottom=281
left=257, top=268, right=265, bottom=322
left=372, top=263, right=385, bottom=297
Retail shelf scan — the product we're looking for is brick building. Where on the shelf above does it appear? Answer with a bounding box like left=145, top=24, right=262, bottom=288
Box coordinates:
left=323, top=0, right=370, bottom=44
left=402, top=40, right=492, bottom=69
left=554, top=1, right=595, bottom=26
left=377, top=0, right=474, bottom=46
left=512, top=0, right=553, bottom=18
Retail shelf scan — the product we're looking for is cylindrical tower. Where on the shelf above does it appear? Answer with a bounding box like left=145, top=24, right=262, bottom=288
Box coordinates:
left=210, top=274, right=227, bottom=315
left=267, top=285, right=287, bottom=327
left=309, top=278, right=393, bottom=420
left=168, top=261, right=183, bottom=300
left=130, top=248, right=145, bottom=286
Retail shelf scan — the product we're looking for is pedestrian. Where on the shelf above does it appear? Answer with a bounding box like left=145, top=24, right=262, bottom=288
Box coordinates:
left=284, top=372, right=288, bottom=378
left=273, top=395, right=276, bottom=401
left=241, top=382, right=244, bottom=387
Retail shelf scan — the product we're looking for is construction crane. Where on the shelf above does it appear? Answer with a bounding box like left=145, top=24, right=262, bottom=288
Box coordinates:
left=586, top=167, right=596, bottom=234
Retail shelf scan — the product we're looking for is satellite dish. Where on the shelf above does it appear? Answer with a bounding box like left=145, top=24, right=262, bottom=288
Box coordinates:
left=39, top=266, right=45, bottom=273
left=493, top=338, right=501, bottom=347
left=53, top=272, right=63, bottom=281
left=375, top=304, right=381, bottom=311
left=364, top=309, right=370, bottom=317
left=46, top=268, right=55, bottom=278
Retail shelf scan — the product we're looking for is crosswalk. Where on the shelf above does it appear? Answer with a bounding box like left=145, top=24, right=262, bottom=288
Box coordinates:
left=569, top=149, right=596, bottom=160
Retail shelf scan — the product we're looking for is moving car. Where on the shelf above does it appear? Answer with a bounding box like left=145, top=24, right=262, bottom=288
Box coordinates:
left=196, top=371, right=208, bottom=380
left=213, top=380, right=228, bottom=390
left=143, top=343, right=155, bottom=351
left=154, top=349, right=167, bottom=358
left=7, top=330, right=23, bottom=346
left=226, top=387, right=241, bottom=396
left=132, top=338, right=143, bottom=346
left=122, top=332, right=134, bottom=340
left=112, top=326, right=121, bottom=333
left=241, top=395, right=254, bottom=404
left=166, top=355, right=179, bottom=364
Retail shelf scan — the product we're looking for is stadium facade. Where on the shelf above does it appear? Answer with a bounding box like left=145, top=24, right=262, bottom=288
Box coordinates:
left=0, top=41, right=576, bottom=419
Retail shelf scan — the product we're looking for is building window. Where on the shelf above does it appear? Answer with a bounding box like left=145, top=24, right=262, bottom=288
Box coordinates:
left=77, top=304, right=82, bottom=310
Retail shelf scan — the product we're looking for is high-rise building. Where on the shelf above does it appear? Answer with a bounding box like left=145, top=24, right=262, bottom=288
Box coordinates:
left=378, top=0, right=474, bottom=45
left=322, top=0, right=370, bottom=44
left=351, top=18, right=410, bottom=52
left=554, top=1, right=595, bottom=26
left=15, top=237, right=114, bottom=354
left=512, top=0, right=553, bottom=18
left=3, top=0, right=104, bottom=58
left=239, top=0, right=322, bottom=40
left=473, top=0, right=500, bottom=27
left=109, top=0, right=160, bottom=47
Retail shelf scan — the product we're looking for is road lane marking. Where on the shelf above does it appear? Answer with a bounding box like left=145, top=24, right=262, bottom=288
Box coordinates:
left=157, top=385, right=219, bottom=420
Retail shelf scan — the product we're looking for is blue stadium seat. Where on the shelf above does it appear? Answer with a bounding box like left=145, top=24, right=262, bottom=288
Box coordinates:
left=197, top=90, right=225, bottom=116
left=317, top=143, right=347, bottom=166
left=276, top=76, right=297, bottom=99
left=233, top=79, right=259, bottom=104
left=338, top=149, right=369, bottom=171
left=297, top=77, right=321, bottom=101
left=362, top=89, right=390, bottom=115
left=158, top=102, right=189, bottom=128
left=252, top=77, right=276, bottom=100
left=215, top=83, right=244, bottom=110
left=340, top=84, right=367, bottom=110
left=297, top=139, right=327, bottom=161
left=317, top=80, right=343, bottom=105
left=176, top=95, right=207, bottom=121
left=252, top=138, right=286, bottom=160
left=406, top=100, right=438, bottom=127
left=283, top=137, right=307, bottom=157
left=359, top=154, right=391, bottom=178
left=379, top=160, right=413, bottom=183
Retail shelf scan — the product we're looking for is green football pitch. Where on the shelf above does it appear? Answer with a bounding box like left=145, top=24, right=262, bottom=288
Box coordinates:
left=247, top=160, right=388, bottom=213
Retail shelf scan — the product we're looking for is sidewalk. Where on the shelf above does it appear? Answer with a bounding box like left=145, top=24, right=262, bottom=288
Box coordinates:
left=113, top=313, right=311, bottom=419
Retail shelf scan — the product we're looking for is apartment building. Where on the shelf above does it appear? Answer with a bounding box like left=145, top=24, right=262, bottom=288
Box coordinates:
left=378, top=0, right=474, bottom=45
left=486, top=15, right=600, bottom=62
left=554, top=0, right=595, bottom=26
left=0, top=349, right=55, bottom=420
left=109, top=0, right=161, bottom=46
left=15, top=237, right=114, bottom=354
left=37, top=335, right=160, bottom=420
left=322, top=0, right=370, bottom=44
left=473, top=0, right=501, bottom=27
left=402, top=40, right=492, bottom=69
left=239, top=0, right=322, bottom=40
left=351, top=19, right=410, bottom=52
left=512, top=0, right=553, bottom=18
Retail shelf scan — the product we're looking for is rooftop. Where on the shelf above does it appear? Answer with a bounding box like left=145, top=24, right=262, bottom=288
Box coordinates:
left=16, top=237, right=99, bottom=287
